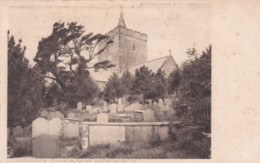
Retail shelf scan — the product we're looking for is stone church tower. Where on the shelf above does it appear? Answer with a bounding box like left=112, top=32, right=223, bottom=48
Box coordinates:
left=98, top=11, right=148, bottom=74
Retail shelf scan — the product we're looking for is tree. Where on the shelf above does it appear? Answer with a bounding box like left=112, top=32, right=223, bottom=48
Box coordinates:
left=153, top=68, right=167, bottom=98
left=103, top=73, right=124, bottom=102
left=178, top=45, right=211, bottom=104
left=121, top=70, right=134, bottom=96
left=131, top=66, right=154, bottom=101
left=8, top=32, right=44, bottom=127
left=168, top=68, right=181, bottom=94
left=34, top=22, right=114, bottom=105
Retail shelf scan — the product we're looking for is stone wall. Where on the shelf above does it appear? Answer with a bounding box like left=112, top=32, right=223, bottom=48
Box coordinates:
left=98, top=26, right=147, bottom=74
left=119, top=28, right=147, bottom=72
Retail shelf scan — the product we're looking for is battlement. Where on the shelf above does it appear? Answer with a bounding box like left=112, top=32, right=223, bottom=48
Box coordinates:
left=105, top=27, right=147, bottom=41
left=119, top=27, right=147, bottom=41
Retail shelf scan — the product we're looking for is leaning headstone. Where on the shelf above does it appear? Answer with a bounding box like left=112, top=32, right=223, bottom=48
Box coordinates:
left=32, top=118, right=48, bottom=138
left=64, top=122, right=79, bottom=138
left=13, top=126, right=24, bottom=137
left=143, top=109, right=155, bottom=122
left=117, top=104, right=123, bottom=113
left=97, top=113, right=109, bottom=122
left=32, top=134, right=60, bottom=158
left=110, top=104, right=117, bottom=113
left=39, top=110, right=48, bottom=119
left=77, top=102, right=82, bottom=110
left=48, top=118, right=63, bottom=138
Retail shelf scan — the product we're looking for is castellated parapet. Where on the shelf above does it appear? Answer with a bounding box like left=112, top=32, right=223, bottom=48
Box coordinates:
left=98, top=25, right=148, bottom=74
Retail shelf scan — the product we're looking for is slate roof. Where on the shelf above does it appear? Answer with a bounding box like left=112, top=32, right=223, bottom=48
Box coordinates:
left=128, top=55, right=172, bottom=75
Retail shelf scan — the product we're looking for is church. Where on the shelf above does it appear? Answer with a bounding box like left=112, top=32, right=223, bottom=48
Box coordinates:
left=90, top=11, right=178, bottom=90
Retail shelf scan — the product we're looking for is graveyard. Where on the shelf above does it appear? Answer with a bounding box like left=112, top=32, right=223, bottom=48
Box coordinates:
left=7, top=97, right=211, bottom=158
left=7, top=8, right=211, bottom=159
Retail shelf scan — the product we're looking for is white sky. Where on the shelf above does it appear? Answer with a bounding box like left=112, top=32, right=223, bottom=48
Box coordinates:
left=8, top=2, right=211, bottom=66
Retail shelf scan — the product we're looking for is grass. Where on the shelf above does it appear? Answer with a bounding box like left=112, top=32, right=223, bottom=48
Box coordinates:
left=75, top=123, right=211, bottom=159
left=8, top=136, right=32, bottom=158
left=8, top=122, right=210, bottom=158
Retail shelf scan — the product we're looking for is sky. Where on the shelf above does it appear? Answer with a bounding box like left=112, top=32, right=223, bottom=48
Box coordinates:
left=8, top=2, right=211, bottom=66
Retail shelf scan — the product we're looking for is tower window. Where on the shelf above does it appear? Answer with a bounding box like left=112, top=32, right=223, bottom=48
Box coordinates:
left=132, top=43, right=136, bottom=51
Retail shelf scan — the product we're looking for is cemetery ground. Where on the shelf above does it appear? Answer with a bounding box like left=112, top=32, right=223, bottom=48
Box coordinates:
left=63, top=123, right=210, bottom=159
left=8, top=102, right=211, bottom=159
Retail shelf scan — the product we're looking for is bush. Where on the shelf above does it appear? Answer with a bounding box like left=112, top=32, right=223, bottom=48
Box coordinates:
left=11, top=138, right=32, bottom=157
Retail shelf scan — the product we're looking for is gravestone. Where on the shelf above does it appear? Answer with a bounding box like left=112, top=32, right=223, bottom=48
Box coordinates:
left=32, top=134, right=60, bottom=158
left=96, top=113, right=109, bottom=122
left=110, top=104, right=117, bottom=113
left=118, top=98, right=122, bottom=105
left=77, top=102, right=82, bottom=110
left=143, top=109, right=155, bottom=122
left=48, top=118, right=63, bottom=138
left=54, top=111, right=64, bottom=119
left=117, top=104, right=123, bottom=112
left=103, top=101, right=107, bottom=107
left=158, top=99, right=164, bottom=104
left=67, top=112, right=75, bottom=119
left=47, top=112, right=56, bottom=120
left=132, top=102, right=142, bottom=111
left=13, top=126, right=24, bottom=137
left=64, top=122, right=79, bottom=138
left=32, top=118, right=48, bottom=138
left=39, top=110, right=48, bottom=119
left=155, top=110, right=167, bottom=121
left=124, top=105, right=134, bottom=112
left=134, top=111, right=143, bottom=121
left=89, top=107, right=99, bottom=114
left=86, top=105, right=92, bottom=112
left=153, top=101, right=158, bottom=106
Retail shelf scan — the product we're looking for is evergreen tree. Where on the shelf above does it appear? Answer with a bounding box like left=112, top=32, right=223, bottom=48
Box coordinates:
left=121, top=70, right=134, bottom=95
left=8, top=32, right=44, bottom=127
left=103, top=73, right=124, bottom=102
left=168, top=68, right=181, bottom=94
left=33, top=22, right=114, bottom=106
left=131, top=66, right=154, bottom=101
left=178, top=45, right=211, bottom=104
